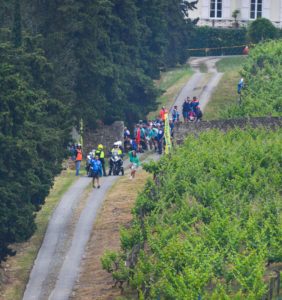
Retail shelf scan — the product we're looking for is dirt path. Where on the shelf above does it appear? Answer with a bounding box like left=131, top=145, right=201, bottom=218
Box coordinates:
left=23, top=57, right=224, bottom=300
left=23, top=162, right=133, bottom=300
left=173, top=56, right=223, bottom=112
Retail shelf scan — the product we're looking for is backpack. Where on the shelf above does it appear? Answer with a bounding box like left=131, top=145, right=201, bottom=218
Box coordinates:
left=91, top=160, right=100, bottom=172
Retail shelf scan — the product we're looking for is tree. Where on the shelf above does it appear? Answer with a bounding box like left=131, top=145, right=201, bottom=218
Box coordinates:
left=0, top=40, right=71, bottom=262
left=232, top=9, right=240, bottom=28
left=248, top=18, right=277, bottom=43
left=12, top=0, right=22, bottom=47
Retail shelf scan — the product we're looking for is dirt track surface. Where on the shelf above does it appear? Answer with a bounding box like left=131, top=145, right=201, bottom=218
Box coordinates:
left=23, top=57, right=223, bottom=300
left=173, top=56, right=223, bottom=112
left=23, top=162, right=133, bottom=300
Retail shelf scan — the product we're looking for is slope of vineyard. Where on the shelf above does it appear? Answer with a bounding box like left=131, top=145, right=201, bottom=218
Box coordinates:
left=223, top=40, right=282, bottom=118
left=102, top=128, right=282, bottom=299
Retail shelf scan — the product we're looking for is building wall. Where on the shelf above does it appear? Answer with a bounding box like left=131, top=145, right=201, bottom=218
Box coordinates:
left=189, top=0, right=282, bottom=28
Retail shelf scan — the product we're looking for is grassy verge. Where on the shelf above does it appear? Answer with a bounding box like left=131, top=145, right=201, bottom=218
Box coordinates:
left=1, top=167, right=78, bottom=300
left=204, top=56, right=247, bottom=120
left=148, top=65, right=193, bottom=120
left=216, top=56, right=247, bottom=73
left=71, top=170, right=150, bottom=300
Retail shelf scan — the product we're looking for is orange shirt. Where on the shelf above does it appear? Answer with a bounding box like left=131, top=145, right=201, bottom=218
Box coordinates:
left=76, top=149, right=82, bottom=161
left=160, top=109, right=167, bottom=121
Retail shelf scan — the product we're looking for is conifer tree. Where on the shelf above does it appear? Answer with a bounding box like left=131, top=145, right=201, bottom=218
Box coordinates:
left=12, top=0, right=21, bottom=47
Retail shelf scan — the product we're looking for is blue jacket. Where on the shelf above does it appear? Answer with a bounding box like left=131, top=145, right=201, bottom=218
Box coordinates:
left=90, top=159, right=102, bottom=176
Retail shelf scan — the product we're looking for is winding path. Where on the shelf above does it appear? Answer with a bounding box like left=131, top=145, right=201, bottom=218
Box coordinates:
left=173, top=56, right=223, bottom=112
left=23, top=56, right=224, bottom=300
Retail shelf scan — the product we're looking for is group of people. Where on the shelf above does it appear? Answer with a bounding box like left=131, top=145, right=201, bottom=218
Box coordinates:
left=70, top=96, right=203, bottom=187
left=123, top=97, right=202, bottom=155
left=124, top=118, right=168, bottom=155
left=70, top=141, right=141, bottom=188
left=182, top=96, right=203, bottom=122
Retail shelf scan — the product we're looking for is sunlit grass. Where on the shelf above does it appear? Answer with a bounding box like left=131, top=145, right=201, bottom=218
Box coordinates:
left=148, top=65, right=193, bottom=120
left=205, top=56, right=246, bottom=120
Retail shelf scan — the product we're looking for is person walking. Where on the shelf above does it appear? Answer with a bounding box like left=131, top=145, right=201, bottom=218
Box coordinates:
left=182, top=97, right=191, bottom=122
left=159, top=106, right=168, bottom=122
left=75, top=144, right=83, bottom=176
left=128, top=150, right=140, bottom=179
left=90, top=155, right=103, bottom=188
left=95, top=144, right=106, bottom=176
left=171, top=105, right=180, bottom=123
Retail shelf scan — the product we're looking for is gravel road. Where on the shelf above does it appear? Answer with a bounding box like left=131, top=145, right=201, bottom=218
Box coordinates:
left=23, top=163, right=132, bottom=300
left=173, top=56, right=223, bottom=112
left=23, top=56, right=224, bottom=300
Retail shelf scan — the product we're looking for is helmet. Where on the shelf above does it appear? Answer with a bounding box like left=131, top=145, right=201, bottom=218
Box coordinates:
left=98, top=144, right=103, bottom=150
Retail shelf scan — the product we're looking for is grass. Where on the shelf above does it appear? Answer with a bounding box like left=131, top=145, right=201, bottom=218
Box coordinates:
left=1, top=166, right=79, bottom=300
left=148, top=65, right=193, bottom=120
left=216, top=56, right=247, bottom=73
left=204, top=56, right=247, bottom=120
left=71, top=169, right=150, bottom=300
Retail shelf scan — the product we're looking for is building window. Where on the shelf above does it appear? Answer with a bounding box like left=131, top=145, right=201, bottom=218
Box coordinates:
left=250, top=0, right=262, bottom=19
left=210, top=0, right=222, bottom=18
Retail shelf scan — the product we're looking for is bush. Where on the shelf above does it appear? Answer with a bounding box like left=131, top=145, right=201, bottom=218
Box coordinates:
left=248, top=18, right=278, bottom=43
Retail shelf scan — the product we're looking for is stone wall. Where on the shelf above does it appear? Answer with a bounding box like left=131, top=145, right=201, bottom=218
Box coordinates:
left=174, top=117, right=282, bottom=144
left=83, top=121, right=124, bottom=156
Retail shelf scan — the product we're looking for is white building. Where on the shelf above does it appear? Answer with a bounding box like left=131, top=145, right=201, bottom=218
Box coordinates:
left=189, top=0, right=282, bottom=28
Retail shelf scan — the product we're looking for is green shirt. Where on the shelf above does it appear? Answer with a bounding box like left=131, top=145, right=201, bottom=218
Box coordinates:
left=129, top=151, right=140, bottom=166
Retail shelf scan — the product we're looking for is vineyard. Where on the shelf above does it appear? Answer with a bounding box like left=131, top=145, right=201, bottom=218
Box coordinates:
left=223, top=40, right=282, bottom=119
left=102, top=40, right=282, bottom=300
left=102, top=128, right=282, bottom=299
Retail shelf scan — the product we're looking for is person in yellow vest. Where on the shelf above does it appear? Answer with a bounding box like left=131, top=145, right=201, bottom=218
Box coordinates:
left=95, top=144, right=106, bottom=176
left=75, top=144, right=83, bottom=176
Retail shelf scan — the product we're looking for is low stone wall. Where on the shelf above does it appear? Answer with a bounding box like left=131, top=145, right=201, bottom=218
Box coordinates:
left=174, top=117, right=282, bottom=144
left=83, top=121, right=124, bottom=156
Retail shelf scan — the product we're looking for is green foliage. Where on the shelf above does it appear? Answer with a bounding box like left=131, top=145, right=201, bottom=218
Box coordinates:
left=11, top=0, right=21, bottom=47
left=189, top=27, right=247, bottom=56
left=248, top=18, right=278, bottom=43
left=0, top=0, right=198, bottom=263
left=0, top=40, right=71, bottom=262
left=224, top=40, right=282, bottom=118
left=105, top=128, right=282, bottom=298
left=23, top=0, right=197, bottom=128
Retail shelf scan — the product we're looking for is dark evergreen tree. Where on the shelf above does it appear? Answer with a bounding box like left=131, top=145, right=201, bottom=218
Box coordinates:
left=0, top=40, right=71, bottom=262
left=0, top=0, right=198, bottom=262
left=12, top=0, right=22, bottom=47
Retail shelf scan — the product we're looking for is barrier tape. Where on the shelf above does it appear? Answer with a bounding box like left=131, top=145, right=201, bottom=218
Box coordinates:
left=187, top=44, right=252, bottom=51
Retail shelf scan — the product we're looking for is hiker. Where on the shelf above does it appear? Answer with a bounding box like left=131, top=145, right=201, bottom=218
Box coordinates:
left=159, top=106, right=168, bottom=122
left=90, top=155, right=102, bottom=188
left=191, top=96, right=199, bottom=111
left=124, top=127, right=130, bottom=139
left=195, top=107, right=203, bottom=122
left=237, top=78, right=244, bottom=94
left=171, top=105, right=180, bottom=123
left=135, top=124, right=143, bottom=153
left=75, top=144, right=83, bottom=176
left=128, top=150, right=140, bottom=179
left=182, top=97, right=191, bottom=122
left=95, top=144, right=106, bottom=176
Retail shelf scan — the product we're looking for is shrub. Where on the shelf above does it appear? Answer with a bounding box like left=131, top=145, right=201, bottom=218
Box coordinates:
left=248, top=18, right=278, bottom=43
